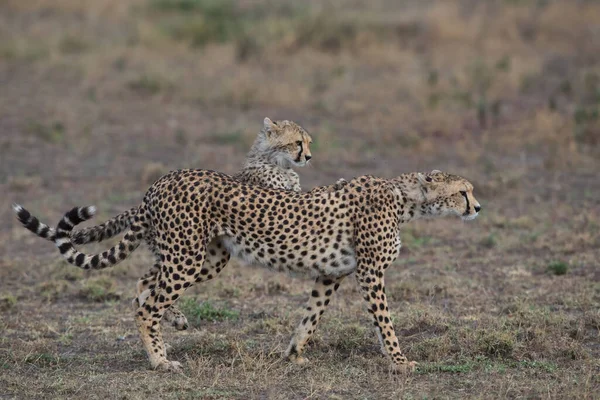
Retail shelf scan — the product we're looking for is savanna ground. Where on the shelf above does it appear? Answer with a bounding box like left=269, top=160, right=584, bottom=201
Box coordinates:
left=0, top=0, right=599, bottom=398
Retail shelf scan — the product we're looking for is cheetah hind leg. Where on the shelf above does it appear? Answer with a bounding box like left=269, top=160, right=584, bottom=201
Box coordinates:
left=136, top=262, right=189, bottom=331
left=166, top=238, right=230, bottom=330
left=136, top=240, right=230, bottom=371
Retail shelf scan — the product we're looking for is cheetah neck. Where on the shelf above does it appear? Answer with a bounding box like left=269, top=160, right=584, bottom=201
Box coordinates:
left=390, top=174, right=428, bottom=222
left=245, top=134, right=294, bottom=170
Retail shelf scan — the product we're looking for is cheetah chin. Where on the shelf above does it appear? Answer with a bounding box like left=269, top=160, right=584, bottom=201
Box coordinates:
left=462, top=213, right=479, bottom=221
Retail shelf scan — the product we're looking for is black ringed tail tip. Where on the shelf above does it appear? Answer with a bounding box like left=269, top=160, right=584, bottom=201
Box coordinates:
left=54, top=205, right=142, bottom=270
left=56, top=206, right=97, bottom=239
left=12, top=204, right=57, bottom=241
left=12, top=204, right=30, bottom=224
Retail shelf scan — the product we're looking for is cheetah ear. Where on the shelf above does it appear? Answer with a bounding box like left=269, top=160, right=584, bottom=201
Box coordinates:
left=264, top=117, right=274, bottom=130
left=431, top=169, right=442, bottom=175
left=417, top=173, right=433, bottom=185
left=263, top=117, right=279, bottom=137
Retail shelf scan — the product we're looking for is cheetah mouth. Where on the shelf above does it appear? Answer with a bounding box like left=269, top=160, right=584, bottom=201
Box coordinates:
left=461, top=213, right=479, bottom=221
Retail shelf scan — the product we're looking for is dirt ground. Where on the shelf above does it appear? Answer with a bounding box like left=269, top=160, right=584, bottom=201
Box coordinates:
left=0, top=0, right=599, bottom=399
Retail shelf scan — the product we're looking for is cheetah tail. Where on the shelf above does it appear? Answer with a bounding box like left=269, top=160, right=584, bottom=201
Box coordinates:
left=54, top=206, right=145, bottom=270
left=12, top=204, right=138, bottom=245
left=12, top=204, right=56, bottom=241
left=71, top=206, right=138, bottom=245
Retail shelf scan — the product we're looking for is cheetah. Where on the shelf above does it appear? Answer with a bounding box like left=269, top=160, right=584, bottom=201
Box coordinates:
left=31, top=169, right=480, bottom=373
left=13, top=117, right=317, bottom=330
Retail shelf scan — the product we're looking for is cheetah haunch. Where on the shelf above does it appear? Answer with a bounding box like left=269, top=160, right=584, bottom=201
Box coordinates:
left=20, top=169, right=481, bottom=373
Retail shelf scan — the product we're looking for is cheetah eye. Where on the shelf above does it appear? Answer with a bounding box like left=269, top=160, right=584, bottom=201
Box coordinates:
left=460, top=191, right=467, bottom=196
left=296, top=141, right=302, bottom=146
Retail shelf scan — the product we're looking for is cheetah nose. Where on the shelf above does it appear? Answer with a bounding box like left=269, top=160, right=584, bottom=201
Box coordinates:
left=474, top=205, right=481, bottom=213
left=305, top=155, right=312, bottom=161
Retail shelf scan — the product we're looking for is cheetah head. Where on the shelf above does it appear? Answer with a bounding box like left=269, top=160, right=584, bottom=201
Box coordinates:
left=416, top=170, right=481, bottom=221
left=262, top=117, right=313, bottom=168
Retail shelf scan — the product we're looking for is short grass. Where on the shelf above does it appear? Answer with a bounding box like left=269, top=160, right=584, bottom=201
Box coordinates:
left=1, top=0, right=599, bottom=399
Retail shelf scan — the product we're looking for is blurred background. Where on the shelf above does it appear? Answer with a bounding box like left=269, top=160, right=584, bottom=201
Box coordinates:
left=1, top=1, right=599, bottom=398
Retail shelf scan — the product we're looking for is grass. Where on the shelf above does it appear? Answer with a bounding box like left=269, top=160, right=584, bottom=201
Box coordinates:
left=26, top=120, right=66, bottom=143
left=1, top=0, right=600, bottom=398
left=547, top=261, right=569, bottom=276
left=79, top=276, right=121, bottom=302
left=178, top=298, right=240, bottom=326
left=127, top=74, right=172, bottom=95
left=417, top=358, right=559, bottom=375
left=24, top=353, right=60, bottom=368
left=0, top=294, right=16, bottom=311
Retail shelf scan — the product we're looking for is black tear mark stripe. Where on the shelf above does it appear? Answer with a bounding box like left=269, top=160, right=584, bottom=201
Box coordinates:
left=297, top=142, right=303, bottom=162
left=461, top=191, right=470, bottom=215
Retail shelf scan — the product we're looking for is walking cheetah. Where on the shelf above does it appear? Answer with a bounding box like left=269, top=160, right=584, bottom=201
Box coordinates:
left=34, top=169, right=480, bottom=373
left=13, top=117, right=315, bottom=330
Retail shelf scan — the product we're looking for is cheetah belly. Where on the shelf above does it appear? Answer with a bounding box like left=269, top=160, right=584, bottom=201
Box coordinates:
left=321, top=249, right=357, bottom=276
left=220, top=236, right=261, bottom=266
left=221, top=235, right=357, bottom=277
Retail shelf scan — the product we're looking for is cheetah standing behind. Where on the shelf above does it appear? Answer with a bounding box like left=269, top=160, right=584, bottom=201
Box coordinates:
left=13, top=117, right=315, bottom=330
left=31, top=169, right=480, bottom=374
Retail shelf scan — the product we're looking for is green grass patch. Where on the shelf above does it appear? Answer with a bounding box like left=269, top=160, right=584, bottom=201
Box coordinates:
left=417, top=360, right=475, bottom=374
left=547, top=261, right=568, bottom=276
left=402, top=228, right=434, bottom=248
left=150, top=0, right=245, bottom=47
left=127, top=74, right=171, bottom=96
left=39, top=280, right=71, bottom=301
left=417, top=357, right=558, bottom=375
left=178, top=298, right=239, bottom=326
left=173, top=388, right=241, bottom=399
left=0, top=294, right=17, bottom=311
left=205, top=130, right=248, bottom=148
left=24, top=352, right=60, bottom=368
left=27, top=120, right=66, bottom=143
left=79, top=276, right=120, bottom=302
left=58, top=35, right=89, bottom=54
left=479, top=233, right=497, bottom=249
left=477, top=330, right=515, bottom=358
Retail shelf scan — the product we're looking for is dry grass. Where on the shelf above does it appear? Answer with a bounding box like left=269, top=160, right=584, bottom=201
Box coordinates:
left=1, top=0, right=599, bottom=399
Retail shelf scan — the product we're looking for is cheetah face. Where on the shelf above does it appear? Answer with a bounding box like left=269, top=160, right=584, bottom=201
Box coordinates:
left=417, top=170, right=481, bottom=220
left=264, top=118, right=313, bottom=168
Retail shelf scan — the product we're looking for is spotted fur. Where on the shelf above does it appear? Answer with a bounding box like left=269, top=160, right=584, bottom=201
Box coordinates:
left=13, top=118, right=312, bottom=246
left=50, top=169, right=480, bottom=373
left=13, top=117, right=318, bottom=331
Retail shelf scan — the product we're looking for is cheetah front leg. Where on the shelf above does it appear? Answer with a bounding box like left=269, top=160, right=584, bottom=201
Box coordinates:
left=355, top=262, right=417, bottom=374
left=285, top=275, right=345, bottom=365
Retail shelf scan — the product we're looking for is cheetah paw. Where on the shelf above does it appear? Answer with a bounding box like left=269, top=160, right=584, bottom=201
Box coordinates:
left=163, top=311, right=189, bottom=331
left=392, top=361, right=418, bottom=375
left=288, top=354, right=309, bottom=366
left=171, top=316, right=189, bottom=331
left=155, top=360, right=183, bottom=373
